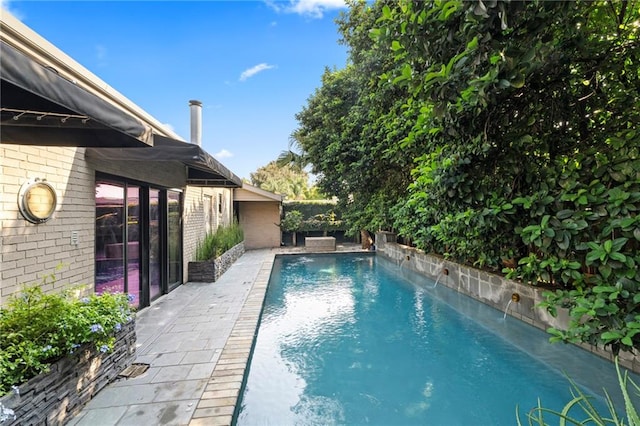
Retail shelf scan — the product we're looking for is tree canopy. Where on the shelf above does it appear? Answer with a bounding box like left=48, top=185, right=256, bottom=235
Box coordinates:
left=292, top=0, right=639, bottom=354
left=249, top=161, right=322, bottom=200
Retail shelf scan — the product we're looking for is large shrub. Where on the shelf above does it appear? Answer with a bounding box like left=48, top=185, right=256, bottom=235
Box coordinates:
left=0, top=283, right=134, bottom=396
left=283, top=201, right=345, bottom=233
left=195, top=222, right=244, bottom=261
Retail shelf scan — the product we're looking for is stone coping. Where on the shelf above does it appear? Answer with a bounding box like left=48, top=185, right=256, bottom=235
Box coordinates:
left=374, top=234, right=640, bottom=374
left=188, top=254, right=274, bottom=425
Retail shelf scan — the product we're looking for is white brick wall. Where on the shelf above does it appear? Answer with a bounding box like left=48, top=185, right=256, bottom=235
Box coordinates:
left=182, top=186, right=234, bottom=281
left=238, top=202, right=281, bottom=249
left=1, top=145, right=95, bottom=304
left=2, top=144, right=236, bottom=303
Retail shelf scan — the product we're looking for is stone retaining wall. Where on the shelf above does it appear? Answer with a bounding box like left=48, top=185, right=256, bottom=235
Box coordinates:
left=213, top=242, right=245, bottom=281
left=188, top=242, right=245, bottom=283
left=375, top=232, right=640, bottom=373
left=0, top=319, right=136, bottom=425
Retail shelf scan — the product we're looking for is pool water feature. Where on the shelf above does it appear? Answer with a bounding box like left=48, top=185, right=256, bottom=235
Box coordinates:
left=236, top=254, right=637, bottom=425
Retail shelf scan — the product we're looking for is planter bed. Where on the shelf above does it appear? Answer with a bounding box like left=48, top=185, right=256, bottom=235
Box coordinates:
left=188, top=242, right=245, bottom=282
left=0, top=319, right=136, bottom=425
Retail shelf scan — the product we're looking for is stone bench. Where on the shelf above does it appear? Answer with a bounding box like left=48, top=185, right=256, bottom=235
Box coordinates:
left=305, top=236, right=336, bottom=252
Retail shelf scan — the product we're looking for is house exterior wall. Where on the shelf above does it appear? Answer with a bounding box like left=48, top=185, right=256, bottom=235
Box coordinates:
left=238, top=201, right=281, bottom=249
left=1, top=142, right=236, bottom=304
left=1, top=10, right=241, bottom=305
left=1, top=145, right=95, bottom=303
left=183, top=186, right=234, bottom=280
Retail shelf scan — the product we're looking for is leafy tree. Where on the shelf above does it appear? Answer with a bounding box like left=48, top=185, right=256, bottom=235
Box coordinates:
left=279, top=210, right=304, bottom=246
left=294, top=0, right=640, bottom=354
left=290, top=0, right=416, bottom=236
left=374, top=0, right=639, bottom=353
left=250, top=161, right=317, bottom=200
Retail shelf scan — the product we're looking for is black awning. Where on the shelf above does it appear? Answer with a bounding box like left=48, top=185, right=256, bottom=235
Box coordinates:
left=86, top=135, right=243, bottom=188
left=0, top=41, right=152, bottom=147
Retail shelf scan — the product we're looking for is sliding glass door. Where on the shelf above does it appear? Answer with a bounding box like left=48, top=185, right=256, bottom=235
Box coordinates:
left=95, top=178, right=182, bottom=308
left=168, top=190, right=182, bottom=289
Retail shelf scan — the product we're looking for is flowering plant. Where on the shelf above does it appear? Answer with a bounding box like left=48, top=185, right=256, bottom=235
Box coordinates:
left=0, top=284, right=134, bottom=396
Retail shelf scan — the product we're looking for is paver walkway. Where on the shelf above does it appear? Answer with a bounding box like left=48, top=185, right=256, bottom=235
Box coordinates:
left=69, top=249, right=275, bottom=426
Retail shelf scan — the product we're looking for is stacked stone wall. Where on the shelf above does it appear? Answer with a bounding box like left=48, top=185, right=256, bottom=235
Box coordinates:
left=213, top=242, right=245, bottom=281
left=0, top=320, right=136, bottom=425
left=188, top=242, right=245, bottom=282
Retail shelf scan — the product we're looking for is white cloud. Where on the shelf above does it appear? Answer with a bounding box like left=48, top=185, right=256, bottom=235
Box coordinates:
left=162, top=123, right=175, bottom=132
left=265, top=0, right=346, bottom=19
left=95, top=44, right=108, bottom=66
left=1, top=0, right=25, bottom=20
left=214, top=149, right=233, bottom=159
left=239, top=63, right=276, bottom=82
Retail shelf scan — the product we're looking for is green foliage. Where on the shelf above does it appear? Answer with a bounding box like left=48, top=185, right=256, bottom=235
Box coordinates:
left=283, top=201, right=345, bottom=232
left=0, top=282, right=134, bottom=396
left=280, top=210, right=304, bottom=232
left=195, top=222, right=244, bottom=261
left=516, top=358, right=640, bottom=426
left=250, top=161, right=319, bottom=200
left=293, top=0, right=639, bottom=352
left=290, top=0, right=416, bottom=235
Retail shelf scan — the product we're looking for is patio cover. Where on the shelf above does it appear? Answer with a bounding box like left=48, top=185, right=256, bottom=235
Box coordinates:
left=86, top=135, right=243, bottom=188
left=0, top=41, right=152, bottom=147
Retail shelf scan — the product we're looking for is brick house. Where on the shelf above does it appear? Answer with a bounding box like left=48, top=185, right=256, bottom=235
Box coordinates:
left=0, top=10, right=257, bottom=309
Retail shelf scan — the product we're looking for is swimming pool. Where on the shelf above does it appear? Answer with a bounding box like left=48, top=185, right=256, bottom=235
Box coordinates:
left=235, top=253, right=635, bottom=425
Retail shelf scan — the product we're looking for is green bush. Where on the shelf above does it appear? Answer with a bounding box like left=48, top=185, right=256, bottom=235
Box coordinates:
left=0, top=284, right=134, bottom=396
left=282, top=202, right=344, bottom=233
left=195, top=222, right=244, bottom=261
left=280, top=210, right=304, bottom=232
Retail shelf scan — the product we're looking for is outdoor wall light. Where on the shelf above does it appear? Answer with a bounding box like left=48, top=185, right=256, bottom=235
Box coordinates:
left=18, top=178, right=57, bottom=224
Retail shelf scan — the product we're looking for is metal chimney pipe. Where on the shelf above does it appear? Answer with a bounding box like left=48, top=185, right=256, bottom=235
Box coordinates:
left=189, top=99, right=202, bottom=146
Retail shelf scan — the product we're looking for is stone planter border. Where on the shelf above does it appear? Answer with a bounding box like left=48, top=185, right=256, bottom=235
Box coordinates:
left=0, top=319, right=136, bottom=425
left=187, top=242, right=245, bottom=282
left=375, top=231, right=640, bottom=374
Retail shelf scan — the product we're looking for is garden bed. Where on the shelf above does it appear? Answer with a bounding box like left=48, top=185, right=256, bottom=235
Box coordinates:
left=188, top=242, right=245, bottom=282
left=0, top=320, right=136, bottom=425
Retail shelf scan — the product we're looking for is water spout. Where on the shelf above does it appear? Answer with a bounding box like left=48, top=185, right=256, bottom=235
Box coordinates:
left=502, top=300, right=512, bottom=320
left=399, top=255, right=410, bottom=270
left=503, top=293, right=520, bottom=319
left=430, top=267, right=448, bottom=289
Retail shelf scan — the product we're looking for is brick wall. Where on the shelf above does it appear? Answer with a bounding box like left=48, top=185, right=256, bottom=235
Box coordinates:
left=183, top=187, right=234, bottom=281
left=238, top=201, right=281, bottom=249
left=1, top=144, right=235, bottom=303
left=1, top=146, right=95, bottom=304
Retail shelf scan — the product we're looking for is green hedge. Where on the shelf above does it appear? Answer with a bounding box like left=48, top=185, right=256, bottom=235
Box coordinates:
left=283, top=200, right=345, bottom=232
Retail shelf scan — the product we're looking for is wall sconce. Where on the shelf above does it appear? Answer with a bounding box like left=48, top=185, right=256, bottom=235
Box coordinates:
left=18, top=178, right=57, bottom=224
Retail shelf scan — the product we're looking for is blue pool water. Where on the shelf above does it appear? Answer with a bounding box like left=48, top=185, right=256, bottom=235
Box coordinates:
left=236, top=254, right=636, bottom=425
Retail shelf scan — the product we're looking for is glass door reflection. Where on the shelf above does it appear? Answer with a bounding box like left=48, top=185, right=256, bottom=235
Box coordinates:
left=95, top=182, right=125, bottom=295
left=149, top=189, right=161, bottom=301
left=126, top=186, right=141, bottom=306
left=168, top=190, right=182, bottom=288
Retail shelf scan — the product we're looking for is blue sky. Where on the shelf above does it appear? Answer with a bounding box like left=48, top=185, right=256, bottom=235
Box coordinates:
left=3, top=0, right=349, bottom=180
